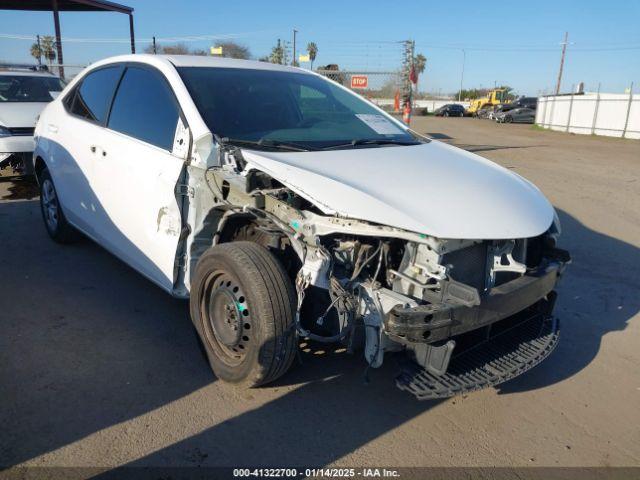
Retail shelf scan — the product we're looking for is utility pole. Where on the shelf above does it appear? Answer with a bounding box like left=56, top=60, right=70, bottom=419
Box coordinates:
left=292, top=29, right=298, bottom=66
left=152, top=36, right=157, bottom=54
left=36, top=34, right=42, bottom=65
left=458, top=49, right=465, bottom=102
left=555, top=32, right=569, bottom=95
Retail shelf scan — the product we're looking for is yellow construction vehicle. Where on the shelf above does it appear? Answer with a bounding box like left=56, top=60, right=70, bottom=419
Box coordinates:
left=466, top=88, right=511, bottom=116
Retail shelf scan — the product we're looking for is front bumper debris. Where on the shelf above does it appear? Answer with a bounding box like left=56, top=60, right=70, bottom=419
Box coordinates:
left=395, top=304, right=560, bottom=400
left=385, top=260, right=564, bottom=344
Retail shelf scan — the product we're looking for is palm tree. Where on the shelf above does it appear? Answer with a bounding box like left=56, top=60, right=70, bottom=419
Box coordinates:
left=39, top=36, right=57, bottom=68
left=306, top=42, right=318, bottom=70
left=30, top=41, right=42, bottom=65
left=414, top=53, right=426, bottom=76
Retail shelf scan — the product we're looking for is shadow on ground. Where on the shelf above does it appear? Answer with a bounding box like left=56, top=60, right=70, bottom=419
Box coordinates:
left=0, top=197, right=637, bottom=468
left=0, top=174, right=39, bottom=201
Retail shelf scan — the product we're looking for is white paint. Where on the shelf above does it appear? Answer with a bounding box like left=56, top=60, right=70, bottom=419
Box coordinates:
left=536, top=92, right=639, bottom=139
left=241, top=141, right=554, bottom=240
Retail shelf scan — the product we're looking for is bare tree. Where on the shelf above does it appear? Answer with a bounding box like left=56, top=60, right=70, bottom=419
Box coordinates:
left=213, top=41, right=251, bottom=59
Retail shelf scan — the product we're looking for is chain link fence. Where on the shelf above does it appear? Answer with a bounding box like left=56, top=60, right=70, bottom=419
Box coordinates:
left=316, top=69, right=403, bottom=112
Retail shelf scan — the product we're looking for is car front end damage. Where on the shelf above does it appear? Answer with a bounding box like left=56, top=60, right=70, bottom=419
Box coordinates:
left=195, top=145, right=570, bottom=399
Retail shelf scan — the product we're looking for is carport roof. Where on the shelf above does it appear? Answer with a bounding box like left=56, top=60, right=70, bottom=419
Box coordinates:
left=0, top=0, right=132, bottom=14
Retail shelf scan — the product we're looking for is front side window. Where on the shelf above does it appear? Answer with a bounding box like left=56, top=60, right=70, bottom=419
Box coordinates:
left=178, top=67, right=419, bottom=150
left=107, top=66, right=179, bottom=150
left=0, top=75, right=64, bottom=103
left=70, top=66, right=122, bottom=122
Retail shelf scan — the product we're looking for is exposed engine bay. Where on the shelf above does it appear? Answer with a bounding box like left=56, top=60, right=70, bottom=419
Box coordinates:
left=182, top=144, right=570, bottom=397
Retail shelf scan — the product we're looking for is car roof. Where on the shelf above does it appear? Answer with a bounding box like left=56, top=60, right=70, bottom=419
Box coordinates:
left=89, top=54, right=310, bottom=75
left=0, top=70, right=60, bottom=78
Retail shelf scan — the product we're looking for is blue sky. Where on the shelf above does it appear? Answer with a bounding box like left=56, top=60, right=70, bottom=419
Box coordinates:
left=1, top=0, right=639, bottom=96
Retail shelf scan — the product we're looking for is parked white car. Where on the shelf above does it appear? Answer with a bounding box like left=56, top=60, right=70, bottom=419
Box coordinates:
left=0, top=69, right=64, bottom=174
left=33, top=55, right=570, bottom=399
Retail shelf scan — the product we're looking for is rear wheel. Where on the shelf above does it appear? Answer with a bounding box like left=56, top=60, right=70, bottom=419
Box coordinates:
left=39, top=168, right=79, bottom=243
left=190, top=241, right=297, bottom=386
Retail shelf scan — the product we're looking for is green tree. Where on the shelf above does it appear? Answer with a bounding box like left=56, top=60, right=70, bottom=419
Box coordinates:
left=33, top=36, right=56, bottom=67
left=30, top=41, right=42, bottom=65
left=269, top=39, right=285, bottom=65
left=414, top=53, right=426, bottom=76
left=306, top=42, right=318, bottom=69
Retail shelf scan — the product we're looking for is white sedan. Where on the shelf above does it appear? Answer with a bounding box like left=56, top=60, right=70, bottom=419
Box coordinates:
left=0, top=69, right=64, bottom=174
left=33, top=55, right=569, bottom=399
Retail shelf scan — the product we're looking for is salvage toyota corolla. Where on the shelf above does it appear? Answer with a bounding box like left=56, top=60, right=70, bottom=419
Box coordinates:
left=33, top=55, right=570, bottom=399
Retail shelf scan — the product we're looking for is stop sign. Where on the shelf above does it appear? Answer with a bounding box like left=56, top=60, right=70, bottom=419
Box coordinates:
left=350, top=75, right=368, bottom=89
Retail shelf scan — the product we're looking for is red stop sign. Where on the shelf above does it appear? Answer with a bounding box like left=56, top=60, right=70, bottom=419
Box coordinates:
left=350, top=75, right=368, bottom=89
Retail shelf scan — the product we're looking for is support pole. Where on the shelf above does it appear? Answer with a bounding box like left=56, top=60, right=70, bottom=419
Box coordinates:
left=622, top=82, right=634, bottom=138
left=566, top=85, right=575, bottom=132
left=555, top=32, right=568, bottom=95
left=591, top=83, right=601, bottom=135
left=129, top=13, right=135, bottom=54
left=36, top=34, right=42, bottom=66
left=152, top=36, right=157, bottom=54
left=292, top=29, right=297, bottom=66
left=52, top=0, right=64, bottom=79
left=458, top=49, right=465, bottom=102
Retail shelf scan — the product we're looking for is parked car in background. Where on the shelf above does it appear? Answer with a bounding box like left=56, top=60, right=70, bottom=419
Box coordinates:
left=476, top=105, right=494, bottom=119
left=434, top=103, right=465, bottom=117
left=33, top=55, right=568, bottom=399
left=496, top=107, right=536, bottom=124
left=0, top=67, right=64, bottom=174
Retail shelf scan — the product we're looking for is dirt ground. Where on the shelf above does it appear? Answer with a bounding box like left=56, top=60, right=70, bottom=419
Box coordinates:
left=1, top=118, right=639, bottom=472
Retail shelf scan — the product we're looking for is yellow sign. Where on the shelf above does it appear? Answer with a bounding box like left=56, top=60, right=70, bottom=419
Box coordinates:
left=210, top=46, right=223, bottom=55
left=299, top=54, right=310, bottom=62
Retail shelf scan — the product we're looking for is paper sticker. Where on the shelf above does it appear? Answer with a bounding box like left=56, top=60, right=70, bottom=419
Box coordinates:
left=355, top=114, right=404, bottom=135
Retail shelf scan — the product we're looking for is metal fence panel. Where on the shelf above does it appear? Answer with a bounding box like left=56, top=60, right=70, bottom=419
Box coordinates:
left=536, top=89, right=639, bottom=139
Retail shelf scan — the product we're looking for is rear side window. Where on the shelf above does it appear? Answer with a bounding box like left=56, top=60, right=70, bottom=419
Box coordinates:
left=70, top=66, right=122, bottom=123
left=107, top=66, right=179, bottom=150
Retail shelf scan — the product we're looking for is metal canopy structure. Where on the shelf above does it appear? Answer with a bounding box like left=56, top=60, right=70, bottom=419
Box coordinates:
left=0, top=0, right=135, bottom=78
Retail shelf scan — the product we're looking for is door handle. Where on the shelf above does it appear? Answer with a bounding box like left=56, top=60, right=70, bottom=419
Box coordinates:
left=47, top=124, right=58, bottom=133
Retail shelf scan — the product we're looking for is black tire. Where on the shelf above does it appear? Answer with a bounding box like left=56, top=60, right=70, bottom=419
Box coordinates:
left=39, top=168, right=79, bottom=243
left=190, top=241, right=297, bottom=387
left=505, top=115, right=513, bottom=123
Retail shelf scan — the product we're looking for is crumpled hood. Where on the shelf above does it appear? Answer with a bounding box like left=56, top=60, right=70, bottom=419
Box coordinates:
left=241, top=141, right=554, bottom=240
left=0, top=102, right=48, bottom=128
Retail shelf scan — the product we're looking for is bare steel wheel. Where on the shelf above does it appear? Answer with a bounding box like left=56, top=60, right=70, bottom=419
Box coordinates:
left=190, top=241, right=297, bottom=386
left=38, top=168, right=79, bottom=243
left=202, top=271, right=253, bottom=367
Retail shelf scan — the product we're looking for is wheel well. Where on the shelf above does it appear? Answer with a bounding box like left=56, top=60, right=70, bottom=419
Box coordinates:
left=34, top=156, right=47, bottom=181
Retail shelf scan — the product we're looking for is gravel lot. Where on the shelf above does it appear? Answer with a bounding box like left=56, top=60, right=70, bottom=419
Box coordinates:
left=1, top=118, right=639, bottom=471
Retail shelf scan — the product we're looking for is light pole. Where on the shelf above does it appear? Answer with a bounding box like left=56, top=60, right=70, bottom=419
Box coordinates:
left=458, top=49, right=465, bottom=101
left=292, top=29, right=298, bottom=66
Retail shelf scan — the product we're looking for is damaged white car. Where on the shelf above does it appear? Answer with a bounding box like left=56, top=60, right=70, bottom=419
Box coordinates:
left=33, top=55, right=570, bottom=399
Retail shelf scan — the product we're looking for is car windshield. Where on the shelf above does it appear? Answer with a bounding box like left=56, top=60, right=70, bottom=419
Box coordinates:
left=0, top=75, right=64, bottom=103
left=178, top=67, right=421, bottom=150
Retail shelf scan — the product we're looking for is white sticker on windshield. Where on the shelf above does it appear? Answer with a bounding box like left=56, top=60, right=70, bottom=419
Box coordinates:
left=355, top=114, right=404, bottom=135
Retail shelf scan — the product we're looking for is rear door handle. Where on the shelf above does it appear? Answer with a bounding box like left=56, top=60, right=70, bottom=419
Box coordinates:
left=47, top=124, right=58, bottom=133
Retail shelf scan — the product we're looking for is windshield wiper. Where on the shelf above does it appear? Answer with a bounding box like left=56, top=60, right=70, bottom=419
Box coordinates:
left=320, top=139, right=422, bottom=150
left=219, top=137, right=314, bottom=152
